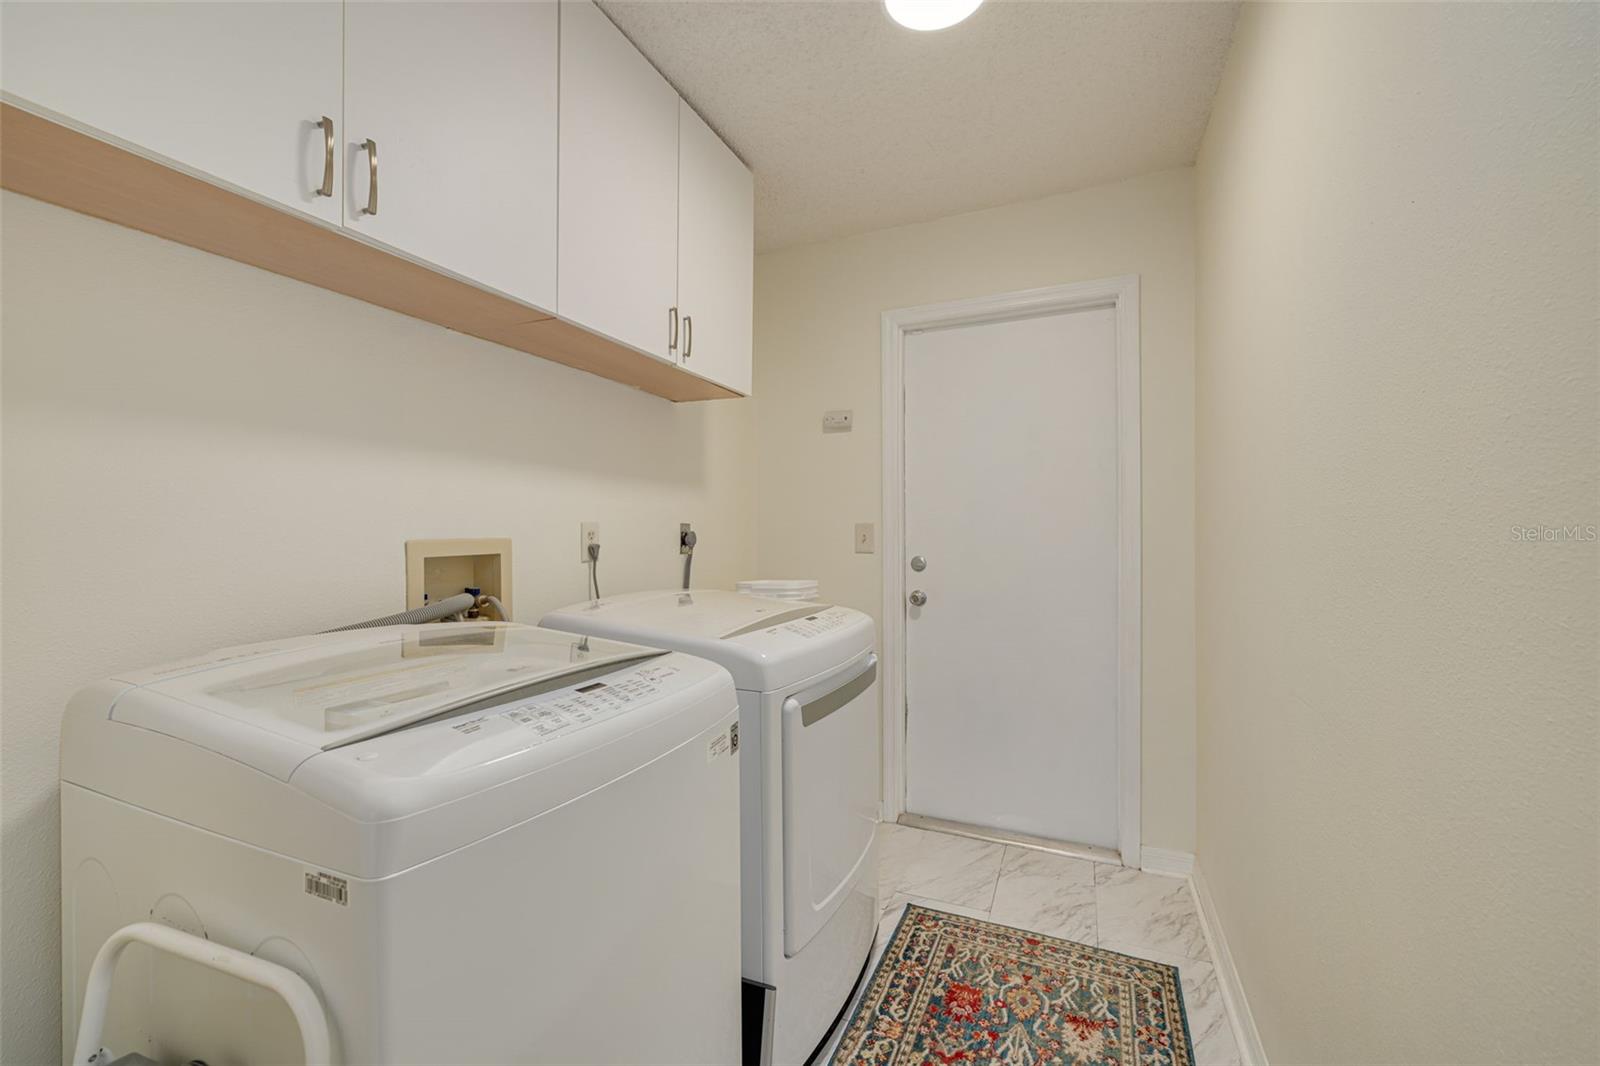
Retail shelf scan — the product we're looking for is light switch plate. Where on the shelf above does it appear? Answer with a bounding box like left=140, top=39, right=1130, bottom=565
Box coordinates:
left=823, top=410, right=853, bottom=433
left=854, top=522, right=875, bottom=554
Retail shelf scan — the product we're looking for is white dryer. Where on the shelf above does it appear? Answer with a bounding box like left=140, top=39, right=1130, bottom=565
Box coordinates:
left=542, top=591, right=879, bottom=1065
left=60, top=621, right=743, bottom=1064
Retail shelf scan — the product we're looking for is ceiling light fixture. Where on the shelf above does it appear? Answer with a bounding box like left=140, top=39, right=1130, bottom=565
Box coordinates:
left=884, top=0, right=984, bottom=32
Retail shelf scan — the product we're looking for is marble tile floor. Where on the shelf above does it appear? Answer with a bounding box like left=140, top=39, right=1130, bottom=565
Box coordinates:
left=816, top=822, right=1241, bottom=1066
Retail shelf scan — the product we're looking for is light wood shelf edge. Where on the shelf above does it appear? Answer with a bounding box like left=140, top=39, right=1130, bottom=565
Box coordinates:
left=0, top=102, right=740, bottom=403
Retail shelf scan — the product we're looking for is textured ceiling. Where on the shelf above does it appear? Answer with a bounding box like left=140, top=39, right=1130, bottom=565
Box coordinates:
left=600, top=0, right=1240, bottom=250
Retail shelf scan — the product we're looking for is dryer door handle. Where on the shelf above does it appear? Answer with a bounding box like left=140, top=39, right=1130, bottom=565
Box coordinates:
left=785, top=653, right=878, bottom=728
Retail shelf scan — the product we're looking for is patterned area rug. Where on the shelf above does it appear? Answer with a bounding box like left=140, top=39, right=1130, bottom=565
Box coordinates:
left=831, top=904, right=1194, bottom=1066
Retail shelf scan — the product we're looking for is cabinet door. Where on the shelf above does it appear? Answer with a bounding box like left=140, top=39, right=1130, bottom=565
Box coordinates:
left=558, top=0, right=679, bottom=361
left=344, top=1, right=558, bottom=309
left=676, top=101, right=755, bottom=396
left=0, top=2, right=342, bottom=224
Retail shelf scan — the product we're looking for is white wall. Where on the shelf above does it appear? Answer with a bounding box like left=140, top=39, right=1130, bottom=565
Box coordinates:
left=1195, top=3, right=1598, bottom=1062
left=753, top=168, right=1197, bottom=854
left=0, top=191, right=756, bottom=1063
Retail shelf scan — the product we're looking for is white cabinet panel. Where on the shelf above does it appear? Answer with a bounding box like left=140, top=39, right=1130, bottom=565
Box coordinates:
left=558, top=0, right=679, bottom=361
left=676, top=101, right=754, bottom=396
left=344, top=1, right=558, bottom=310
left=0, top=1, right=342, bottom=224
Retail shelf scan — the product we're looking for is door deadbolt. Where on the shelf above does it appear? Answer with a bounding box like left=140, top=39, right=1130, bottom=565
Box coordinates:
left=910, top=555, right=927, bottom=572
left=908, top=590, right=927, bottom=607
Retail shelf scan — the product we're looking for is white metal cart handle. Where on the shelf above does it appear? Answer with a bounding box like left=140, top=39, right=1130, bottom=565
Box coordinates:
left=73, top=921, right=332, bottom=1066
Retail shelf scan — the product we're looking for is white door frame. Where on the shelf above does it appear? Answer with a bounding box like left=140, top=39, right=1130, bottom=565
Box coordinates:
left=879, top=275, right=1142, bottom=869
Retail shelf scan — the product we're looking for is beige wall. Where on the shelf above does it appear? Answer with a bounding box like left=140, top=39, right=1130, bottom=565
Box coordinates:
left=753, top=168, right=1198, bottom=854
left=0, top=192, right=756, bottom=1063
left=1194, top=4, right=1598, bottom=1063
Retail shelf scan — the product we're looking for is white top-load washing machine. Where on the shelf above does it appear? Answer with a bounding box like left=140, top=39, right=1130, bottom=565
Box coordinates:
left=60, top=621, right=743, bottom=1065
left=542, top=591, right=878, bottom=1065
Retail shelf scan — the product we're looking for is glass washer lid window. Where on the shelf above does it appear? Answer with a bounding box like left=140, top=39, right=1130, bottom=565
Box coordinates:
left=149, top=625, right=660, bottom=751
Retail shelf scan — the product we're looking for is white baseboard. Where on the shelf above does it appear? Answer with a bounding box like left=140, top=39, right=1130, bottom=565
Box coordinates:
left=1138, top=847, right=1194, bottom=877
left=1189, top=861, right=1268, bottom=1066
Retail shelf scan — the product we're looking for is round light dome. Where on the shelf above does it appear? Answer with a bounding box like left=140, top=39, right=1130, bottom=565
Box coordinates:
left=884, top=0, right=984, bottom=32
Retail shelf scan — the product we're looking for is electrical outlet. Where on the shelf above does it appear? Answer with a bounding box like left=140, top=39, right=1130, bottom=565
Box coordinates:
left=580, top=522, right=600, bottom=563
left=854, top=522, right=876, bottom=554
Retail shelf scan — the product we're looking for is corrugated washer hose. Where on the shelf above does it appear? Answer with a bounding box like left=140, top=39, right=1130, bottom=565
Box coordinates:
left=321, top=592, right=478, bottom=633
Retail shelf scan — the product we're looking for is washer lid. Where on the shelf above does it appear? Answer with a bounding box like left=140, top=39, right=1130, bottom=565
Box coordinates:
left=541, top=590, right=875, bottom=691
left=108, top=623, right=662, bottom=779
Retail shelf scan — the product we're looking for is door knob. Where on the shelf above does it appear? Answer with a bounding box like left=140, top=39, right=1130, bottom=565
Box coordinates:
left=910, top=555, right=927, bottom=572
left=908, top=590, right=927, bottom=607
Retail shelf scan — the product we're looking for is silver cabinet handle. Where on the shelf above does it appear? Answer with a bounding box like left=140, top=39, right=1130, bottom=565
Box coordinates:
left=315, top=116, right=334, bottom=197
left=683, top=314, right=693, bottom=358
left=360, top=138, right=378, bottom=216
left=668, top=306, right=679, bottom=353
left=908, top=590, right=927, bottom=607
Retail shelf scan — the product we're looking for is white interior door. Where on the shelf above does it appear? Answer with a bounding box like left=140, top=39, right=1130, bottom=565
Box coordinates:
left=902, top=307, right=1121, bottom=848
left=344, top=0, right=558, bottom=309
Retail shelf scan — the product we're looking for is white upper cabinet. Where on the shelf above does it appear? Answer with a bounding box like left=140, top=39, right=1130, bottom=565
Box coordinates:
left=558, top=0, right=680, bottom=362
left=1, top=2, right=344, bottom=224
left=2, top=0, right=752, bottom=399
left=676, top=102, right=754, bottom=396
left=344, top=1, right=558, bottom=310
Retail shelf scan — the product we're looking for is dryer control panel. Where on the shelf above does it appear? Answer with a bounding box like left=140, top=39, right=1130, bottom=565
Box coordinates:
left=770, top=607, right=853, bottom=640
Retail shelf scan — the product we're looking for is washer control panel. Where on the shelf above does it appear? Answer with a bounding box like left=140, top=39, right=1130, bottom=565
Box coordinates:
left=487, top=664, right=682, bottom=743
left=341, top=658, right=705, bottom=779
